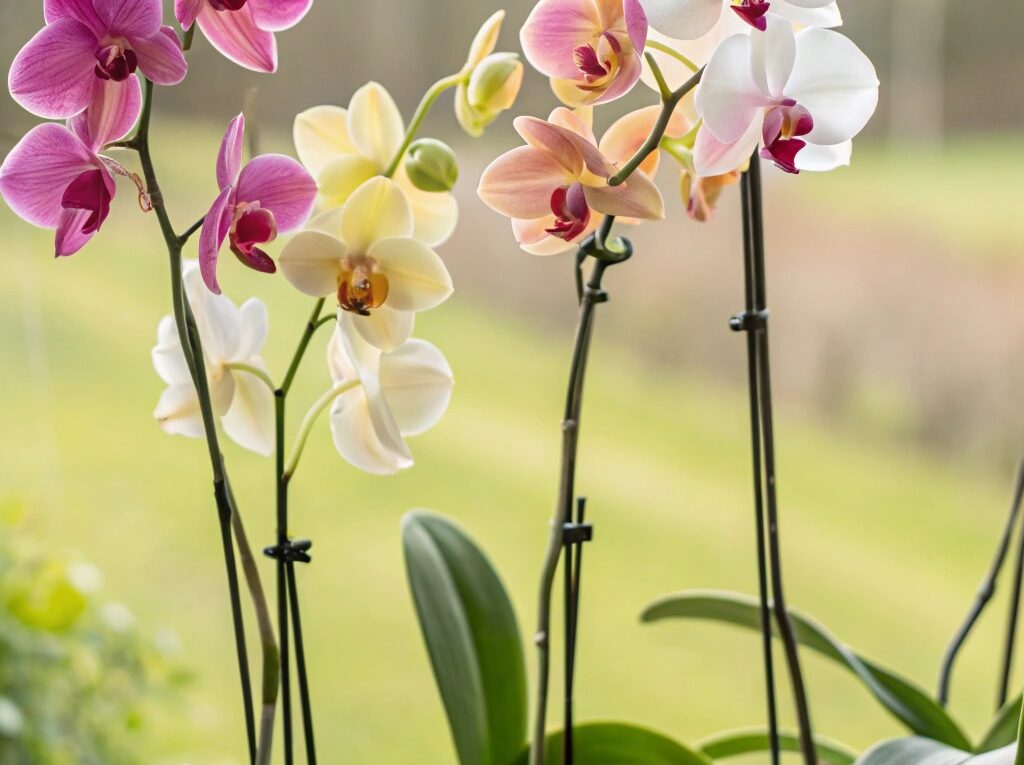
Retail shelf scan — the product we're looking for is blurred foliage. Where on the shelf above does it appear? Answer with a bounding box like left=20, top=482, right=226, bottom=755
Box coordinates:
left=0, top=498, right=186, bottom=765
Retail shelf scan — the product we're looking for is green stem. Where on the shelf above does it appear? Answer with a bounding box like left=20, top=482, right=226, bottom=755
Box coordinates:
left=281, top=299, right=328, bottom=395
left=1015, top=695, right=1024, bottom=765
left=283, top=381, right=360, bottom=480
left=227, top=362, right=277, bottom=394
left=645, top=52, right=672, bottom=101
left=383, top=71, right=466, bottom=178
left=646, top=39, right=700, bottom=73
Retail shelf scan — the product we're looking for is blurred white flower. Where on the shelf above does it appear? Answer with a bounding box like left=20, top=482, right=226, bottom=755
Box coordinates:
left=0, top=697, right=24, bottom=736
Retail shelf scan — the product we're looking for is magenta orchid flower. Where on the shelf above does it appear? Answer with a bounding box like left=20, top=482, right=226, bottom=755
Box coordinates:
left=0, top=80, right=143, bottom=258
left=200, top=114, right=317, bottom=294
left=520, top=0, right=648, bottom=107
left=9, top=0, right=187, bottom=121
left=175, top=0, right=314, bottom=74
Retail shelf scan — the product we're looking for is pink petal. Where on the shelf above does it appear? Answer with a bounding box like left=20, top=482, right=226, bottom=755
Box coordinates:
left=581, top=172, right=664, bottom=219
left=695, top=33, right=774, bottom=144
left=196, top=4, right=278, bottom=73
left=174, top=0, right=205, bottom=30
left=0, top=123, right=97, bottom=228
left=248, top=0, right=314, bottom=32
left=217, top=113, right=246, bottom=189
left=515, top=116, right=611, bottom=177
left=623, top=0, right=648, bottom=53
left=8, top=18, right=97, bottom=119
left=68, top=76, right=142, bottom=150
left=55, top=208, right=97, bottom=257
left=131, top=27, right=188, bottom=85
left=199, top=185, right=235, bottom=294
left=520, top=0, right=601, bottom=79
left=478, top=145, right=574, bottom=220
left=94, top=0, right=163, bottom=37
left=589, top=46, right=643, bottom=104
left=44, top=0, right=105, bottom=35
left=60, top=167, right=115, bottom=234
left=693, top=117, right=762, bottom=177
left=234, top=155, right=317, bottom=231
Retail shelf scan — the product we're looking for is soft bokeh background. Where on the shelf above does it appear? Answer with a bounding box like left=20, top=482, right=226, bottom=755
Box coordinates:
left=1, top=0, right=1023, bottom=762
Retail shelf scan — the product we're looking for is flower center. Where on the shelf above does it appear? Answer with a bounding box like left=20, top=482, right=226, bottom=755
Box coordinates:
left=229, top=202, right=278, bottom=273
left=94, top=44, right=138, bottom=82
left=209, top=0, right=248, bottom=10
left=61, top=169, right=112, bottom=234
left=760, top=101, right=814, bottom=174
left=545, top=183, right=590, bottom=241
left=730, top=0, right=772, bottom=31
left=573, top=33, right=622, bottom=91
left=337, top=256, right=390, bottom=316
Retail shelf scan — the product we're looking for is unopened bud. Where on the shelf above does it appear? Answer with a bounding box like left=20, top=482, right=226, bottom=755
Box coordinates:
left=457, top=53, right=524, bottom=137
left=404, top=139, right=459, bottom=193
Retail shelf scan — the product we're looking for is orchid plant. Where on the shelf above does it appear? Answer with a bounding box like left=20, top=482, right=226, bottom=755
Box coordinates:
left=1, top=2, right=521, bottom=764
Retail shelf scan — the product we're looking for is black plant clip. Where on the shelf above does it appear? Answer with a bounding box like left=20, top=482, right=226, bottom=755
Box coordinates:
left=263, top=538, right=313, bottom=564
left=729, top=308, right=770, bottom=333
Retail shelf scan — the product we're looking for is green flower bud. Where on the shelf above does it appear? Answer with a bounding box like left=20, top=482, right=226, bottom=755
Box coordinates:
left=404, top=139, right=459, bottom=193
left=457, top=52, right=524, bottom=137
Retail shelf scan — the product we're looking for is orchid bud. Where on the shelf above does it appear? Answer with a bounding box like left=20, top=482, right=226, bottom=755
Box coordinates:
left=405, top=139, right=459, bottom=193
left=457, top=53, right=524, bottom=137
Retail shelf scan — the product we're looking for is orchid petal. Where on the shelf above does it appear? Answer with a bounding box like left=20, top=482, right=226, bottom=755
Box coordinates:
left=395, top=170, right=459, bottom=247
left=293, top=105, right=359, bottom=177
left=45, top=0, right=105, bottom=35
left=794, top=140, right=852, bottom=172
left=641, top=0, right=722, bottom=40
left=184, top=262, right=243, bottom=364
left=693, top=115, right=762, bottom=176
left=218, top=114, right=245, bottom=189
left=641, top=15, right=749, bottom=92
left=196, top=4, right=277, bottom=73
left=751, top=16, right=796, bottom=99
left=55, top=208, right=98, bottom=257
left=152, top=316, right=191, bottom=386
left=174, top=0, right=205, bottom=30
left=316, top=155, right=379, bottom=210
left=329, top=385, right=413, bottom=475
left=772, top=0, right=842, bottom=27
left=348, top=82, right=405, bottom=171
left=198, top=185, right=235, bottom=294
left=94, top=0, right=162, bottom=37
left=155, top=383, right=205, bottom=439
left=549, top=106, right=598, bottom=146
left=511, top=216, right=578, bottom=256
left=467, top=10, right=505, bottom=66
left=279, top=229, right=346, bottom=297
left=623, top=0, right=649, bottom=54
left=368, top=237, right=453, bottom=312
left=695, top=33, right=773, bottom=143
left=69, top=76, right=141, bottom=150
left=8, top=18, right=97, bottom=119
left=600, top=104, right=687, bottom=175
left=341, top=307, right=415, bottom=353
left=515, top=116, right=610, bottom=176
left=591, top=47, right=644, bottom=104
left=235, top=155, right=317, bottom=232
left=223, top=360, right=274, bottom=456
left=478, top=145, right=575, bottom=220
left=379, top=339, right=453, bottom=436
left=233, top=298, right=269, bottom=361
left=132, top=26, right=188, bottom=85
left=248, top=0, right=314, bottom=32
left=581, top=173, right=664, bottom=219
left=520, top=0, right=601, bottom=79
left=209, top=368, right=236, bottom=417
left=340, top=176, right=413, bottom=254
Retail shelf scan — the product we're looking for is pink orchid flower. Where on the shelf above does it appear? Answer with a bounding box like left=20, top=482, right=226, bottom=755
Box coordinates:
left=0, top=80, right=143, bottom=258
left=9, top=0, right=187, bottom=120
left=478, top=107, right=665, bottom=255
left=520, top=0, right=648, bottom=107
left=200, top=114, right=317, bottom=294
left=175, top=0, right=314, bottom=73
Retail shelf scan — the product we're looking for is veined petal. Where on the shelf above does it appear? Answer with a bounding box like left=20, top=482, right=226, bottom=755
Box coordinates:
left=174, top=0, right=205, bottom=30
left=515, top=116, right=610, bottom=176
left=751, top=16, right=796, bottom=99
left=94, top=0, right=162, bottom=37
left=45, top=0, right=105, bottom=35
left=340, top=176, right=413, bottom=254
left=582, top=173, right=664, bottom=219
left=233, top=298, right=269, bottom=361
left=249, top=0, right=314, bottom=32
left=69, top=76, right=141, bottom=150
left=218, top=114, right=246, bottom=189
left=132, top=26, right=188, bottom=86
left=342, top=306, right=415, bottom=353
left=184, top=261, right=243, bottom=365
left=693, top=115, right=762, bottom=176
left=695, top=32, right=772, bottom=143
left=600, top=103, right=687, bottom=176
left=368, top=237, right=453, bottom=312
left=380, top=339, right=453, bottom=436
left=155, top=383, right=204, bottom=439
left=623, top=0, right=648, bottom=55
left=549, top=106, right=597, bottom=145
left=589, top=47, right=644, bottom=105
left=293, top=105, right=358, bottom=177
left=0, top=123, right=97, bottom=229
left=9, top=18, right=97, bottom=120
left=152, top=315, right=191, bottom=386
left=196, top=4, right=277, bottom=74
left=317, top=154, right=379, bottom=210
left=348, top=82, right=405, bottom=171
left=395, top=170, right=459, bottom=247
left=55, top=207, right=99, bottom=257
left=521, top=0, right=601, bottom=79
left=279, top=229, right=346, bottom=297
left=795, top=140, right=852, bottom=172
left=198, top=185, right=235, bottom=294
left=786, top=27, right=879, bottom=145
left=223, top=360, right=274, bottom=456
left=477, top=145, right=574, bottom=220
left=466, top=10, right=505, bottom=66
left=641, top=0, right=722, bottom=39
left=235, top=155, right=317, bottom=232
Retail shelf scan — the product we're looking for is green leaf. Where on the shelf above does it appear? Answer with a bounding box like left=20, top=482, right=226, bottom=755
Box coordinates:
left=641, top=591, right=971, bottom=750
left=978, top=697, right=1022, bottom=753
left=402, top=511, right=527, bottom=765
left=855, top=737, right=1014, bottom=765
left=513, top=722, right=714, bottom=765
left=698, top=728, right=857, bottom=765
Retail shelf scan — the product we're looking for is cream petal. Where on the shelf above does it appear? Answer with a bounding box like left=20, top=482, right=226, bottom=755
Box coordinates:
left=477, top=145, right=574, bottom=220
left=369, top=237, right=453, bottom=312
left=348, top=82, right=405, bottom=171
left=155, top=383, right=204, bottom=439
left=183, top=261, right=241, bottom=365
left=233, top=298, right=268, bottom=362
left=380, top=339, right=453, bottom=436
left=395, top=169, right=459, bottom=247
left=293, top=105, right=358, bottom=177
left=279, top=230, right=346, bottom=297
left=152, top=315, right=191, bottom=385
left=467, top=9, right=505, bottom=66
left=342, top=305, right=415, bottom=353
left=340, top=176, right=414, bottom=254
left=209, top=366, right=236, bottom=417
left=222, top=361, right=275, bottom=456
left=317, top=154, right=379, bottom=211
left=329, top=385, right=413, bottom=475
left=582, top=173, right=664, bottom=220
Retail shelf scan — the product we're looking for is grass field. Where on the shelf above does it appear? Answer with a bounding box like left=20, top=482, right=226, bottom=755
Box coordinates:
left=0, top=123, right=1020, bottom=764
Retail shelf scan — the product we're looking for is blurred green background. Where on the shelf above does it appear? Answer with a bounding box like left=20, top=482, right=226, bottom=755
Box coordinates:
left=1, top=1, right=1023, bottom=763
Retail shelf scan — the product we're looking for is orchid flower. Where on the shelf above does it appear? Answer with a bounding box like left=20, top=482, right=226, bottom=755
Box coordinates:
left=9, top=0, right=186, bottom=121
left=326, top=321, right=453, bottom=476
left=0, top=81, right=144, bottom=258
left=174, top=0, right=313, bottom=74
left=293, top=83, right=459, bottom=248
left=153, top=261, right=274, bottom=456
left=478, top=106, right=665, bottom=255
left=456, top=11, right=525, bottom=137
left=520, top=0, right=648, bottom=107
left=694, top=18, right=878, bottom=176
left=642, top=0, right=840, bottom=40
left=278, top=177, right=453, bottom=352
left=199, top=114, right=317, bottom=294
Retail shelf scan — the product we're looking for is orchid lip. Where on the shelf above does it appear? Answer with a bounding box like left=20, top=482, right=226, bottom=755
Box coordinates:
left=95, top=45, right=138, bottom=82
left=229, top=203, right=278, bottom=273
left=61, top=169, right=112, bottom=235
left=337, top=256, right=389, bottom=316
left=731, top=1, right=772, bottom=31
left=209, top=0, right=249, bottom=11
left=545, top=183, right=590, bottom=241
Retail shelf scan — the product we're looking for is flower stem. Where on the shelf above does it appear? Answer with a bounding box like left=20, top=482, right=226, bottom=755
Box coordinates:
left=1015, top=694, right=1024, bottom=765
left=646, top=40, right=700, bottom=74
left=283, top=381, right=360, bottom=481
left=227, top=362, right=277, bottom=393
left=383, top=71, right=466, bottom=179
left=282, top=299, right=328, bottom=395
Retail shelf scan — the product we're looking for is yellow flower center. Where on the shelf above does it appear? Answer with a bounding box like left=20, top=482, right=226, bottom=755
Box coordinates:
left=337, top=256, right=389, bottom=316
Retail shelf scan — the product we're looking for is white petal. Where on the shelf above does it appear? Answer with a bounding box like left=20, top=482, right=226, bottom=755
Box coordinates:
left=279, top=230, right=346, bottom=298
left=152, top=315, right=190, bottom=385
left=344, top=305, right=415, bottom=353
left=341, top=176, right=414, bottom=254
left=693, top=116, right=762, bottom=177
left=155, top=383, right=204, bottom=438
left=369, top=237, right=453, bottom=312
left=771, top=1, right=842, bottom=28
left=210, top=367, right=236, bottom=417
left=222, top=361, right=275, bottom=456
left=752, top=16, right=796, bottom=99
left=695, top=33, right=772, bottom=143
left=794, top=140, right=852, bottom=172
left=329, top=385, right=413, bottom=475
left=347, top=82, right=405, bottom=171
left=183, top=261, right=241, bottom=364
left=233, top=298, right=269, bottom=362
left=786, top=27, right=879, bottom=145
left=380, top=339, right=454, bottom=436
left=641, top=0, right=722, bottom=40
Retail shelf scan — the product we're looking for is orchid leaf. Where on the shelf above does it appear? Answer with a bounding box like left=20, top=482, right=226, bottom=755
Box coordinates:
left=403, top=511, right=527, bottom=765
left=513, top=722, right=714, bottom=765
left=698, top=728, right=857, bottom=765
left=977, top=696, right=1022, bottom=753
left=641, top=590, right=971, bottom=750
left=854, top=737, right=1014, bottom=765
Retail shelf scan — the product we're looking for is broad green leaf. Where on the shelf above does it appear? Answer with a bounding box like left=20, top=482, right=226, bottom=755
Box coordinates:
left=513, top=722, right=714, bottom=765
left=698, top=728, right=857, bottom=765
left=403, top=511, right=527, bottom=765
left=855, top=737, right=1014, bottom=765
left=978, top=697, right=1022, bottom=753
left=642, top=591, right=971, bottom=750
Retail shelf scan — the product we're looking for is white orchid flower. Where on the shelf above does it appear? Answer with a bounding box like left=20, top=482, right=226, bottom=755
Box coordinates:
left=152, top=261, right=274, bottom=456
left=642, top=0, right=840, bottom=41
left=323, top=321, right=453, bottom=476
left=693, top=17, right=878, bottom=176
left=279, top=176, right=453, bottom=353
